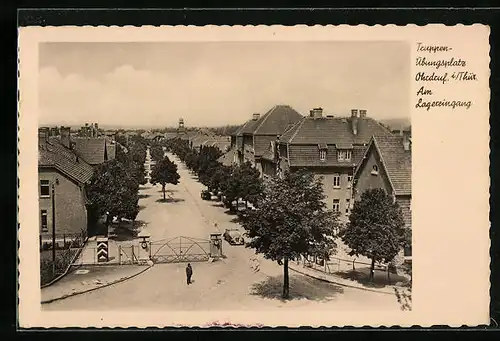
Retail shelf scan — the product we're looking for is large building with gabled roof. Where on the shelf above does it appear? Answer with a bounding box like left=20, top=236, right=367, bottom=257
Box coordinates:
left=352, top=132, right=412, bottom=261
left=231, top=104, right=303, bottom=174
left=38, top=127, right=95, bottom=241
left=260, top=107, right=393, bottom=219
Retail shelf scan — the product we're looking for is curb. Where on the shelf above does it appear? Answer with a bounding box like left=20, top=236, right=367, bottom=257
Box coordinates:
left=41, top=264, right=153, bottom=305
left=289, top=265, right=396, bottom=296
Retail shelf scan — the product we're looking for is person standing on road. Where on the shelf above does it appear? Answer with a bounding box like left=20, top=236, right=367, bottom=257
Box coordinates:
left=186, top=263, right=193, bottom=285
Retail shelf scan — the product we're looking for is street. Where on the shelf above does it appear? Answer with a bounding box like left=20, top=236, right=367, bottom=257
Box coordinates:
left=43, top=153, right=401, bottom=311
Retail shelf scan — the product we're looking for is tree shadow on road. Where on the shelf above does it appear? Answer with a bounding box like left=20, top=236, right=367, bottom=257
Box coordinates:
left=108, top=226, right=139, bottom=242
left=138, top=205, right=147, bottom=211
left=108, top=220, right=147, bottom=242
left=230, top=216, right=242, bottom=224
left=156, top=198, right=185, bottom=203
left=334, top=267, right=409, bottom=289
left=250, top=274, right=343, bottom=302
left=157, top=189, right=178, bottom=193
left=223, top=209, right=238, bottom=216
left=138, top=194, right=151, bottom=199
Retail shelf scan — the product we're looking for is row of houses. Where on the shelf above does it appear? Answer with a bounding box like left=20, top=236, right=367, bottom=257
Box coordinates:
left=38, top=125, right=117, bottom=241
left=167, top=118, right=232, bottom=152
left=217, top=105, right=412, bottom=259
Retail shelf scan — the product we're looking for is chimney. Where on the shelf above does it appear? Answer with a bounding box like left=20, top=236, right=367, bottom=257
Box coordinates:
left=38, top=127, right=49, bottom=148
left=252, top=113, right=260, bottom=121
left=403, top=130, right=411, bottom=151
left=311, top=107, right=323, bottom=119
left=60, top=126, right=71, bottom=148
left=359, top=109, right=367, bottom=118
left=351, top=109, right=358, bottom=135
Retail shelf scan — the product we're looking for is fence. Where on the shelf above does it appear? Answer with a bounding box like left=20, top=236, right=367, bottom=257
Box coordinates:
left=40, top=230, right=88, bottom=286
left=294, top=254, right=410, bottom=285
left=39, top=232, right=87, bottom=251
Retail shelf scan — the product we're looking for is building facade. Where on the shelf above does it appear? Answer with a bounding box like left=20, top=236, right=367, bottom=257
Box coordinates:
left=352, top=133, right=412, bottom=260
left=38, top=128, right=94, bottom=241
left=231, top=105, right=303, bottom=175
left=260, top=107, right=393, bottom=222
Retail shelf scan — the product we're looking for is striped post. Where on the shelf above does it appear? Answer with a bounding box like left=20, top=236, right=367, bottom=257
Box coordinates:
left=96, top=237, right=109, bottom=263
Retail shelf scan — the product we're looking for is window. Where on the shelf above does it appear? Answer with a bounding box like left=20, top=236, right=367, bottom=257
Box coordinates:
left=40, top=180, right=50, bottom=197
left=345, top=199, right=351, bottom=214
left=347, top=175, right=353, bottom=188
left=337, top=150, right=352, bottom=161
left=333, top=199, right=340, bottom=212
left=371, top=165, right=379, bottom=175
left=333, top=175, right=341, bottom=188
left=319, top=150, right=327, bottom=161
left=40, top=210, right=48, bottom=232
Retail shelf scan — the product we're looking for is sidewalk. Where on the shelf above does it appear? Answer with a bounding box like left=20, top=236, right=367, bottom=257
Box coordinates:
left=41, top=264, right=151, bottom=304
left=288, top=262, right=398, bottom=295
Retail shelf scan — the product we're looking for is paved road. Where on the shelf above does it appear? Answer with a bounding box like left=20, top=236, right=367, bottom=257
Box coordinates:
left=43, top=153, right=401, bottom=311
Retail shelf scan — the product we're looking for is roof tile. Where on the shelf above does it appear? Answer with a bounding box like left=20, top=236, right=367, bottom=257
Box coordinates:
left=373, top=135, right=412, bottom=195
left=281, top=116, right=392, bottom=145
left=39, top=140, right=94, bottom=184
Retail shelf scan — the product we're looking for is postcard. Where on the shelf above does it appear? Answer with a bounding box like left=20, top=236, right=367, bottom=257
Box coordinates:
left=18, top=24, right=490, bottom=328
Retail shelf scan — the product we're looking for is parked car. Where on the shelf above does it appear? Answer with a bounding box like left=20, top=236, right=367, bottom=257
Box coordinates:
left=201, top=189, right=211, bottom=200
left=223, top=228, right=245, bottom=245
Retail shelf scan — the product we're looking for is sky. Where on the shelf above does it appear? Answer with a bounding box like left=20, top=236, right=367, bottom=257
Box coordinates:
left=38, top=41, right=410, bottom=128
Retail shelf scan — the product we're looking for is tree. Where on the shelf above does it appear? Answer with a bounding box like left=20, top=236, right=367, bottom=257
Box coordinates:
left=86, top=160, right=140, bottom=232
left=195, top=146, right=222, bottom=177
left=222, top=166, right=244, bottom=212
left=339, top=188, right=408, bottom=282
left=115, top=143, right=147, bottom=186
left=150, top=156, right=181, bottom=200
left=237, top=162, right=263, bottom=208
left=208, top=164, right=232, bottom=200
left=150, top=144, right=165, bottom=163
left=115, top=143, right=128, bottom=164
left=115, top=134, right=128, bottom=149
left=240, top=169, right=339, bottom=299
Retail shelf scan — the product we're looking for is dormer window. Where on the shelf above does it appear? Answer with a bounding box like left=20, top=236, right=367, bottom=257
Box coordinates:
left=318, top=143, right=328, bottom=161
left=337, top=150, right=352, bottom=162
left=319, top=150, right=327, bottom=161
left=371, top=165, right=379, bottom=175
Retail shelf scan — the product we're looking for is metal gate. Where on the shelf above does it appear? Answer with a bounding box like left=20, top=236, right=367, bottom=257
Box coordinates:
left=149, top=236, right=210, bottom=263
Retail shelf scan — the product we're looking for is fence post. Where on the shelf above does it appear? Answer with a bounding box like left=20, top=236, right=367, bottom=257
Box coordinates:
left=352, top=259, right=356, bottom=271
left=338, top=258, right=341, bottom=272
left=118, top=245, right=121, bottom=265
left=132, top=245, right=135, bottom=263
left=93, top=247, right=96, bottom=264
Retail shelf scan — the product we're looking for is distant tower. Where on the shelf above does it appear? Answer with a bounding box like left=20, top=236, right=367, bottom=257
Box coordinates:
left=177, top=118, right=186, bottom=135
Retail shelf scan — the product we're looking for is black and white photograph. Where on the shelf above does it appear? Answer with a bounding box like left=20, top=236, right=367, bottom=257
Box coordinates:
left=37, top=40, right=413, bottom=311
left=18, top=25, right=490, bottom=327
